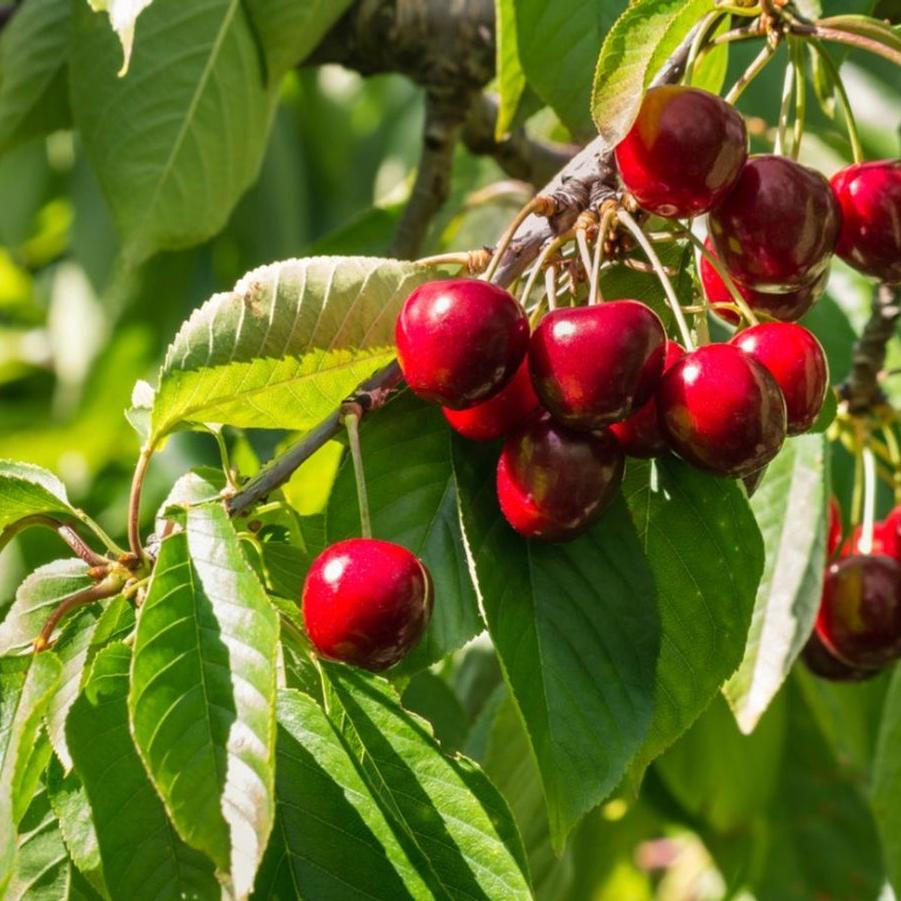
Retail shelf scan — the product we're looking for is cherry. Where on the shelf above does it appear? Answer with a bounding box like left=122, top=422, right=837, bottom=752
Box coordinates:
left=700, top=238, right=826, bottom=324
left=815, top=554, right=901, bottom=669
left=610, top=341, right=685, bottom=457
left=802, top=630, right=878, bottom=682
left=614, top=85, right=747, bottom=218
left=709, top=155, right=841, bottom=291
left=729, top=323, right=829, bottom=435
left=830, top=160, right=901, bottom=283
left=828, top=497, right=843, bottom=559
left=497, top=413, right=624, bottom=541
left=840, top=513, right=901, bottom=561
left=302, top=538, right=433, bottom=671
left=529, top=301, right=666, bottom=431
left=656, top=343, right=787, bottom=478
left=442, top=359, right=540, bottom=442
left=395, top=279, right=529, bottom=409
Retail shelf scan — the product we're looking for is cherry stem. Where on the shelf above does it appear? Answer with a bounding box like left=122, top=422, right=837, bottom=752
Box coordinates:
left=679, top=227, right=760, bottom=327
left=33, top=575, right=124, bottom=653
left=684, top=10, right=726, bottom=84
left=343, top=406, right=372, bottom=540
left=417, top=250, right=491, bottom=275
left=519, top=231, right=570, bottom=311
left=804, top=23, right=901, bottom=69
left=483, top=197, right=543, bottom=283
left=127, top=446, right=153, bottom=565
left=544, top=264, right=558, bottom=311
left=860, top=444, right=877, bottom=555
left=881, top=424, right=901, bottom=505
left=588, top=209, right=615, bottom=305
left=774, top=52, right=795, bottom=157
left=575, top=229, right=593, bottom=281
left=0, top=514, right=109, bottom=567
left=811, top=42, right=864, bottom=164
left=617, top=210, right=694, bottom=350
left=790, top=39, right=806, bottom=159
left=725, top=39, right=778, bottom=104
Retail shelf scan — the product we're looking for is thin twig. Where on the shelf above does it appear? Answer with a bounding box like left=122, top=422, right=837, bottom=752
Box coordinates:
left=0, top=514, right=109, bottom=566
left=33, top=575, right=125, bottom=652
left=127, top=446, right=152, bottom=565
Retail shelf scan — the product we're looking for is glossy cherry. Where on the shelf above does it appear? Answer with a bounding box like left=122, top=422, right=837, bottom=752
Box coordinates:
left=802, top=630, right=878, bottom=682
left=615, top=85, right=747, bottom=218
left=700, top=238, right=827, bottom=324
left=729, top=322, right=829, bottom=435
left=830, top=160, right=901, bottom=283
left=841, top=511, right=901, bottom=561
left=828, top=497, right=843, bottom=559
left=709, top=155, right=841, bottom=291
left=529, top=301, right=666, bottom=431
left=815, top=554, right=901, bottom=669
left=302, top=539, right=433, bottom=671
left=497, top=413, right=624, bottom=541
left=395, top=278, right=529, bottom=409
left=656, top=343, right=787, bottom=478
left=442, top=359, right=540, bottom=442
left=610, top=341, right=685, bottom=457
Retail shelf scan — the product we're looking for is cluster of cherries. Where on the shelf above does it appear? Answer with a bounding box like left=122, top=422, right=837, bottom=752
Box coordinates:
left=805, top=500, right=901, bottom=681
left=299, top=83, right=901, bottom=673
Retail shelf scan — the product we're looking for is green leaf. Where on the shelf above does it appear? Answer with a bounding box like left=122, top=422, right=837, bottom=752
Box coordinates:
left=0, top=560, right=92, bottom=657
left=6, top=786, right=71, bottom=900
left=86, top=0, right=153, bottom=74
left=400, top=672, right=469, bottom=752
left=725, top=435, right=829, bottom=733
left=871, top=667, right=901, bottom=895
left=67, top=643, right=219, bottom=900
left=0, top=461, right=74, bottom=534
left=515, top=0, right=627, bottom=137
left=323, top=664, right=533, bottom=898
left=245, top=0, right=354, bottom=83
left=254, top=689, right=434, bottom=899
left=327, top=394, right=482, bottom=673
left=690, top=16, right=730, bottom=96
left=0, top=791, right=15, bottom=897
left=494, top=0, right=527, bottom=140
left=128, top=492, right=279, bottom=896
left=69, top=0, right=277, bottom=259
left=622, top=456, right=763, bottom=775
left=150, top=257, right=436, bottom=442
left=591, top=0, right=714, bottom=146
left=0, top=654, right=62, bottom=823
left=0, top=0, right=71, bottom=154
left=453, top=439, right=659, bottom=849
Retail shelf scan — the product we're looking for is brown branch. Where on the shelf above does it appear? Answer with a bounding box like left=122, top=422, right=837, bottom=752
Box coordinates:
left=0, top=513, right=109, bottom=566
left=33, top=574, right=125, bottom=652
left=841, top=282, right=901, bottom=413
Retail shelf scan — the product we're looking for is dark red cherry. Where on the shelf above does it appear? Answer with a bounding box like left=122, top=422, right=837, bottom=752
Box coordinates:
left=497, top=413, right=624, bottom=541
left=729, top=323, right=828, bottom=435
left=529, top=301, right=666, bottom=431
left=610, top=341, right=685, bottom=457
left=831, top=160, right=901, bottom=283
left=816, top=554, right=901, bottom=669
left=700, top=238, right=827, bottom=324
left=709, top=155, right=841, bottom=291
left=802, top=630, right=878, bottom=682
left=828, top=497, right=843, bottom=559
left=395, top=279, right=529, bottom=409
left=614, top=85, right=747, bottom=218
left=443, top=359, right=540, bottom=442
left=302, top=539, right=432, bottom=671
left=656, top=343, right=787, bottom=478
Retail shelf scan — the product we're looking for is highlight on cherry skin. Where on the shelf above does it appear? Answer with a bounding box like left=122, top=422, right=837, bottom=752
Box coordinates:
left=528, top=300, right=666, bottom=431
left=302, top=538, right=433, bottom=671
left=614, top=85, right=747, bottom=219
left=395, top=278, right=530, bottom=409
left=656, top=343, right=788, bottom=479
left=497, top=412, right=625, bottom=541
left=708, top=154, right=841, bottom=291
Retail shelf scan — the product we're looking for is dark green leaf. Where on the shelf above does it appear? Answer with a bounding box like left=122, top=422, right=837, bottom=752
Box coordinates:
left=327, top=394, right=482, bottom=673
left=453, top=439, right=659, bottom=849
left=67, top=642, right=219, bottom=900
left=725, top=436, right=829, bottom=732
left=400, top=672, right=469, bottom=752
left=622, top=456, right=762, bottom=774
left=871, top=667, right=901, bottom=895
left=129, top=487, right=278, bottom=896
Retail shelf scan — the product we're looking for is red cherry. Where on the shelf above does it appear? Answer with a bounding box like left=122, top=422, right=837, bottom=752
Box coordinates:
left=729, top=323, right=829, bottom=435
left=497, top=413, right=624, bottom=541
left=395, top=279, right=529, bottom=409
left=831, top=160, right=901, bottom=283
left=709, top=155, right=841, bottom=291
left=841, top=520, right=895, bottom=559
left=828, top=497, right=843, bottom=559
left=882, top=507, right=901, bottom=560
left=700, top=238, right=826, bottom=324
left=656, top=343, right=787, bottom=478
left=610, top=341, right=686, bottom=457
left=442, top=359, right=540, bottom=442
left=529, top=301, right=666, bottom=431
left=816, top=554, right=901, bottom=669
left=614, top=85, right=747, bottom=218
left=302, top=539, right=433, bottom=671
left=802, top=630, right=878, bottom=682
